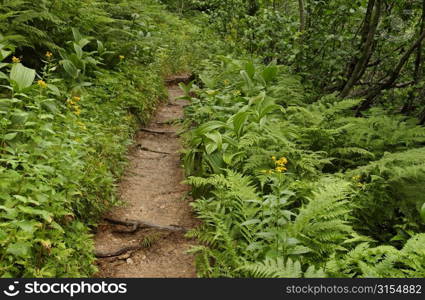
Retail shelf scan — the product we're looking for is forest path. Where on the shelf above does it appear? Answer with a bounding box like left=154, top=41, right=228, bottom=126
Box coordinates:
left=94, top=78, right=198, bottom=278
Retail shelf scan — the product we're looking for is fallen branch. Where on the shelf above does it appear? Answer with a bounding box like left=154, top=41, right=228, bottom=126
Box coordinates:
left=104, top=217, right=188, bottom=233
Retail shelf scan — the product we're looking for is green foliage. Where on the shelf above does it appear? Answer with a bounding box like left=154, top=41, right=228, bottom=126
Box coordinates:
left=0, top=0, right=197, bottom=277
left=183, top=56, right=425, bottom=278
left=242, top=258, right=326, bottom=278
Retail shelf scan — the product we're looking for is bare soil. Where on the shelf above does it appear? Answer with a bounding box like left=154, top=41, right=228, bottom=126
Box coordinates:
left=94, top=82, right=198, bottom=278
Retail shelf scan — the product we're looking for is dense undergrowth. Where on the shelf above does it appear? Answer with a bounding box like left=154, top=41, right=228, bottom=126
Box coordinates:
left=0, top=0, right=200, bottom=277
left=181, top=56, right=425, bottom=278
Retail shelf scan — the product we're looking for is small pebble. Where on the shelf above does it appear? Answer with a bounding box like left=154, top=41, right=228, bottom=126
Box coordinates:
left=126, top=258, right=134, bottom=264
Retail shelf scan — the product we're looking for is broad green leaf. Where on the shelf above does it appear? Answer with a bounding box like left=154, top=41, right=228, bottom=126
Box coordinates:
left=72, top=27, right=83, bottom=42
left=41, top=99, right=59, bottom=113
left=18, top=206, right=53, bottom=223
left=97, top=40, right=104, bottom=53
left=0, top=71, right=8, bottom=80
left=16, top=220, right=40, bottom=234
left=195, top=121, right=227, bottom=135
left=3, top=132, right=17, bottom=141
left=240, top=70, right=254, bottom=92
left=205, top=131, right=222, bottom=150
left=205, top=142, right=217, bottom=154
left=199, top=74, right=216, bottom=89
left=420, top=202, right=425, bottom=222
left=204, top=152, right=224, bottom=174
left=73, top=43, right=83, bottom=58
left=10, top=112, right=29, bottom=125
left=47, top=83, right=61, bottom=96
left=6, top=242, right=31, bottom=257
left=0, top=49, right=11, bottom=60
left=222, top=151, right=243, bottom=165
left=261, top=65, right=278, bottom=83
left=231, top=110, right=250, bottom=137
left=245, top=61, right=256, bottom=79
left=9, top=63, right=35, bottom=91
left=60, top=59, right=79, bottom=79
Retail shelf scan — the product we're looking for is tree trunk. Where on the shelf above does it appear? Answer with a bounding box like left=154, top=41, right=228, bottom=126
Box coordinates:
left=402, top=0, right=425, bottom=114
left=340, top=0, right=382, bottom=98
left=298, top=0, right=305, bottom=32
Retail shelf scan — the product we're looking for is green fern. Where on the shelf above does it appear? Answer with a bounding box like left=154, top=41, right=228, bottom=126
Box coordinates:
left=241, top=258, right=326, bottom=278
left=288, top=177, right=355, bottom=259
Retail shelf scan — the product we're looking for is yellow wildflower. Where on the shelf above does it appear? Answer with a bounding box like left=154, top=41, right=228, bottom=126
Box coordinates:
left=119, top=55, right=125, bottom=60
left=275, top=166, right=287, bottom=173
left=272, top=156, right=276, bottom=161
left=274, top=157, right=288, bottom=167
left=12, top=56, right=21, bottom=63
left=233, top=90, right=241, bottom=96
left=45, top=51, right=53, bottom=59
left=37, top=80, right=47, bottom=88
left=73, top=96, right=81, bottom=102
left=223, top=79, right=230, bottom=86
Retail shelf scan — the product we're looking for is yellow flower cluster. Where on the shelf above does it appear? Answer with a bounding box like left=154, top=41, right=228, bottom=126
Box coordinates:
left=273, top=156, right=288, bottom=173
left=67, top=96, right=82, bottom=116
left=45, top=51, right=53, bottom=59
left=12, top=56, right=21, bottom=63
left=233, top=90, right=241, bottom=96
left=261, top=156, right=289, bottom=175
left=37, top=80, right=47, bottom=88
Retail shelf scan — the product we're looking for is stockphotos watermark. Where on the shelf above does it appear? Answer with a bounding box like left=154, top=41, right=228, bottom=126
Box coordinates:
left=2, top=281, right=127, bottom=297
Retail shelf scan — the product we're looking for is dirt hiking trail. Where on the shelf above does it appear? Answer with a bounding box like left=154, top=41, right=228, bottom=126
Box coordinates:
left=94, top=77, right=198, bottom=278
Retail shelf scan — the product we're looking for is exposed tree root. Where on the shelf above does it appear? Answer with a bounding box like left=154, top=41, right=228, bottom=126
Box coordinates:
left=104, top=217, right=188, bottom=234
left=165, top=74, right=192, bottom=85
left=95, top=245, right=145, bottom=258
left=140, top=128, right=176, bottom=135
left=137, top=144, right=172, bottom=155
